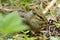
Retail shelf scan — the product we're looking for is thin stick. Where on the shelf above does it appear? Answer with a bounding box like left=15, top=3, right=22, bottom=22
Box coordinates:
left=43, top=0, right=56, bottom=14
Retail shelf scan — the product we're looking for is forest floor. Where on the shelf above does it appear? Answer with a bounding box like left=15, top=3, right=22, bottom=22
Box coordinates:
left=0, top=0, right=60, bottom=40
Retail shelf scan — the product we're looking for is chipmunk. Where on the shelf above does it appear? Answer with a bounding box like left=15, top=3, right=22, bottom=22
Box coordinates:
left=18, top=8, right=48, bottom=33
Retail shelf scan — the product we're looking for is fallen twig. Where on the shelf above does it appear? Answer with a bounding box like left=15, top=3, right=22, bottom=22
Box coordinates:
left=43, top=0, right=56, bottom=14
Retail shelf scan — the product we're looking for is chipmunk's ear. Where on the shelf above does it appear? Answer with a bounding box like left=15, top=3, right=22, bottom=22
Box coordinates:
left=26, top=11, right=34, bottom=17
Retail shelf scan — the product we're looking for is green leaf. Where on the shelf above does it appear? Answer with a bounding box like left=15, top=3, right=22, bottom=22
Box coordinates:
left=53, top=22, right=60, bottom=27
left=50, top=36, right=60, bottom=40
left=0, top=12, right=29, bottom=33
left=0, top=13, right=3, bottom=20
left=20, top=0, right=31, bottom=5
left=1, top=0, right=7, bottom=3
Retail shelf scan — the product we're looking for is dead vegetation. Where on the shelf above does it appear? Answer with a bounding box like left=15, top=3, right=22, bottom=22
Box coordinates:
left=0, top=0, right=60, bottom=40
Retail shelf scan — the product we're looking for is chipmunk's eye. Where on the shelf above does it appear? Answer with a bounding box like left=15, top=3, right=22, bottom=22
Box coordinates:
left=35, top=14, right=44, bottom=20
left=39, top=16, right=43, bottom=19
